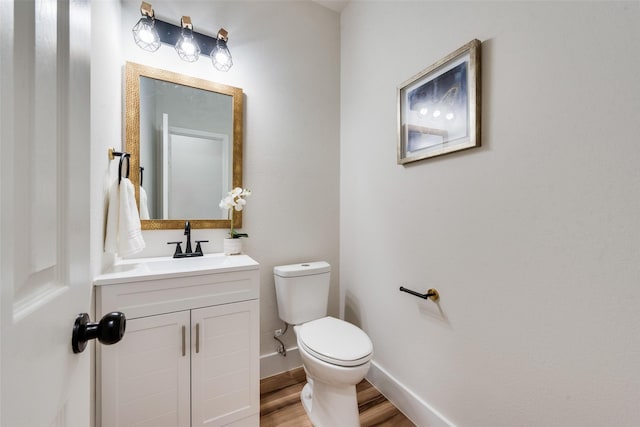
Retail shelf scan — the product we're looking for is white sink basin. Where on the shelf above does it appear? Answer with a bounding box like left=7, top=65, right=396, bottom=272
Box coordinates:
left=94, top=253, right=259, bottom=286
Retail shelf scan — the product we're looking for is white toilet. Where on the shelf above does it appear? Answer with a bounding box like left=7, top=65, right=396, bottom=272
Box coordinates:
left=274, top=261, right=373, bottom=427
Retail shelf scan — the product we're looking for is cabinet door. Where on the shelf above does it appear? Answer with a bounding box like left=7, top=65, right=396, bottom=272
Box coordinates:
left=100, top=311, right=191, bottom=427
left=191, top=300, right=260, bottom=426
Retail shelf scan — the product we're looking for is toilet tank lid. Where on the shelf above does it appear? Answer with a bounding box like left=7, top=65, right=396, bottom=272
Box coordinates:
left=274, top=261, right=331, bottom=277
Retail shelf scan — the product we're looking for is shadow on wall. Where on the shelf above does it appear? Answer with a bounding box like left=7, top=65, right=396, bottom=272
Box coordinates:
left=418, top=298, right=451, bottom=328
left=346, top=286, right=452, bottom=331
left=344, top=290, right=363, bottom=328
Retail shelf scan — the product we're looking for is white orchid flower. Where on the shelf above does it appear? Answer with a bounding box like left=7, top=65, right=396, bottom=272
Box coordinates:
left=219, top=188, right=251, bottom=238
left=234, top=198, right=246, bottom=211
left=219, top=195, right=236, bottom=210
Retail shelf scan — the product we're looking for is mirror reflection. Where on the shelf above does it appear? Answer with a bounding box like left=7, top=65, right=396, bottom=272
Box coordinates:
left=125, top=62, right=243, bottom=230
left=140, top=77, right=232, bottom=220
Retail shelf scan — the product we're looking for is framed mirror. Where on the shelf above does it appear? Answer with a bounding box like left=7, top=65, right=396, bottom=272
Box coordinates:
left=125, top=62, right=243, bottom=230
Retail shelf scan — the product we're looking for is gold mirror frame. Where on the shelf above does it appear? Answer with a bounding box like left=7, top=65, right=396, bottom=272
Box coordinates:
left=125, top=62, right=243, bottom=230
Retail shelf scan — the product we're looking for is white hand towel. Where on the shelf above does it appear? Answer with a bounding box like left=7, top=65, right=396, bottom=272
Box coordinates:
left=104, top=178, right=145, bottom=256
left=140, top=185, right=150, bottom=220
left=104, top=180, right=119, bottom=254
left=118, top=178, right=145, bottom=257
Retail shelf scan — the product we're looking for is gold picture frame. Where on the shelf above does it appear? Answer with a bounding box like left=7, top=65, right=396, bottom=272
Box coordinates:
left=398, top=39, right=481, bottom=164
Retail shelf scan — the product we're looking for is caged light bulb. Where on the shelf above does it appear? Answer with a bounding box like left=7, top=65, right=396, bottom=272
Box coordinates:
left=211, top=39, right=233, bottom=72
left=132, top=15, right=160, bottom=52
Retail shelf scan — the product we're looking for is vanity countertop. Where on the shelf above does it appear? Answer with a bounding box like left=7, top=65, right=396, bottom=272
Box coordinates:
left=94, top=253, right=259, bottom=286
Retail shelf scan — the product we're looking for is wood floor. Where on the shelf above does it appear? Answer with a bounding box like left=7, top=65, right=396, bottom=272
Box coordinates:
left=260, top=367, right=415, bottom=427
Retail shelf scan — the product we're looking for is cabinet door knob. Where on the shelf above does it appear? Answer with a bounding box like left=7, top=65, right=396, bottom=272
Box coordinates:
left=72, top=312, right=126, bottom=354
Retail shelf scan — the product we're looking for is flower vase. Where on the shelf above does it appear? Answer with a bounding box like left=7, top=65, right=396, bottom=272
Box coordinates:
left=223, top=238, right=242, bottom=255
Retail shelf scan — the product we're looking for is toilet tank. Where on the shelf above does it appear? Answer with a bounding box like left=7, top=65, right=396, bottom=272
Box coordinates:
left=273, top=261, right=331, bottom=325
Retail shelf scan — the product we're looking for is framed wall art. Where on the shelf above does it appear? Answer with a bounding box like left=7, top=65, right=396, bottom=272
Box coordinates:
left=398, top=39, right=481, bottom=164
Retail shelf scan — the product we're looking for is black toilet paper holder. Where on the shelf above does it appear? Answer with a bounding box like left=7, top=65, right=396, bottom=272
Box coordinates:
left=399, top=286, right=440, bottom=302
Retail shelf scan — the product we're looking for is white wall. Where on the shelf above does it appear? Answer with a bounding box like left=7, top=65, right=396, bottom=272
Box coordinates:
left=341, top=2, right=640, bottom=426
left=91, top=0, right=123, bottom=278
left=91, top=3, right=123, bottom=425
left=115, top=1, right=341, bottom=360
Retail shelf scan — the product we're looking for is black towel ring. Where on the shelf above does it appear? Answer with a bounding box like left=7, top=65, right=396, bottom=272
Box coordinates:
left=108, top=149, right=131, bottom=184
left=118, top=153, right=130, bottom=184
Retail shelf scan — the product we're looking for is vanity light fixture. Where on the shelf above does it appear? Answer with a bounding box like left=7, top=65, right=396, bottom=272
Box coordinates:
left=211, top=29, right=233, bottom=72
left=131, top=2, right=234, bottom=71
left=131, top=1, right=161, bottom=52
left=175, top=16, right=200, bottom=62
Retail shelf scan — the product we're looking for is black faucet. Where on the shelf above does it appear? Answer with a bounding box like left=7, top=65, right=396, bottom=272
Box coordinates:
left=184, top=220, right=192, bottom=254
left=167, top=220, right=208, bottom=258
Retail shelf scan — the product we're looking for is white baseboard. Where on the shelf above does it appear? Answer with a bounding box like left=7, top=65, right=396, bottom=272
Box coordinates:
left=366, top=361, right=454, bottom=427
left=260, top=346, right=303, bottom=379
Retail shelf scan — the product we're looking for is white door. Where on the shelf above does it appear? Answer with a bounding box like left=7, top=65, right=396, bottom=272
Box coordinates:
left=100, top=312, right=191, bottom=427
left=1, top=1, right=92, bottom=426
left=159, top=118, right=230, bottom=220
left=167, top=130, right=229, bottom=219
left=191, top=300, right=260, bottom=427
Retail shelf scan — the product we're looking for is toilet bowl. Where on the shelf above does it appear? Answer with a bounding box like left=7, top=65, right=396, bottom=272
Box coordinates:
left=296, top=317, right=373, bottom=427
left=274, top=262, right=373, bottom=427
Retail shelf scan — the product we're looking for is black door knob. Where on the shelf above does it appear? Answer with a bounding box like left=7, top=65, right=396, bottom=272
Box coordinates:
left=72, top=312, right=126, bottom=354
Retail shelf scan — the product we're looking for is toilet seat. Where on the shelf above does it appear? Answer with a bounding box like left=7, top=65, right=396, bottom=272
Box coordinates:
left=298, top=317, right=373, bottom=367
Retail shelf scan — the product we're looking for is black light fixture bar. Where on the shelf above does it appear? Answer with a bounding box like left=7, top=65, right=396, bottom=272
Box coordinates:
left=132, top=2, right=232, bottom=71
left=154, top=19, right=223, bottom=56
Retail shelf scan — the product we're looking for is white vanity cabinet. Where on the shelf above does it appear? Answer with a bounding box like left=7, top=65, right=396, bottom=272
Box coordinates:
left=94, top=255, right=260, bottom=427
